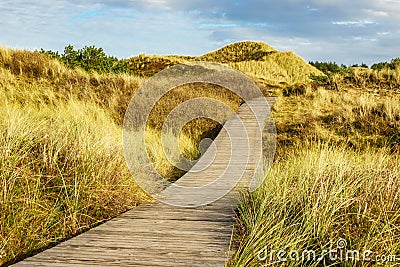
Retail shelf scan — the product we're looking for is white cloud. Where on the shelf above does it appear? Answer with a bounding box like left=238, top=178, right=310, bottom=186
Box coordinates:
left=364, top=9, right=389, bottom=17
left=198, top=23, right=239, bottom=28
left=353, top=36, right=378, bottom=42
left=306, top=5, right=319, bottom=12
left=332, top=20, right=377, bottom=26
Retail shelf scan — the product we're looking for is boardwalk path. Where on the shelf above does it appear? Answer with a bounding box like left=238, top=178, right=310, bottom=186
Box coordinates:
left=15, top=97, right=275, bottom=267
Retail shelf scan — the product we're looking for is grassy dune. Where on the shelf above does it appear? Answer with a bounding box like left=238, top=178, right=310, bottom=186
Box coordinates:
left=0, top=46, right=242, bottom=265
left=0, top=47, right=152, bottom=265
left=1, top=41, right=399, bottom=266
left=230, top=144, right=400, bottom=266
left=228, top=51, right=323, bottom=86
left=127, top=41, right=323, bottom=87
left=229, top=66, right=400, bottom=266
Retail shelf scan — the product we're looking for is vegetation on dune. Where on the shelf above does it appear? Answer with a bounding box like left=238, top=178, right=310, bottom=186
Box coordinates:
left=0, top=47, right=150, bottom=265
left=128, top=54, right=189, bottom=76
left=40, top=45, right=131, bottom=74
left=273, top=83, right=400, bottom=150
left=229, top=57, right=400, bottom=266
left=309, top=61, right=350, bottom=76
left=229, top=144, right=400, bottom=266
left=1, top=41, right=399, bottom=267
left=126, top=41, right=322, bottom=87
left=0, top=46, right=144, bottom=124
left=0, top=97, right=149, bottom=265
left=0, top=46, right=241, bottom=265
left=230, top=51, right=324, bottom=86
left=371, top=57, right=400, bottom=71
left=197, top=41, right=277, bottom=63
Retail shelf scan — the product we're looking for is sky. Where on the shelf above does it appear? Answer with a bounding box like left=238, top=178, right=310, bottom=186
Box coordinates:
left=0, top=0, right=399, bottom=66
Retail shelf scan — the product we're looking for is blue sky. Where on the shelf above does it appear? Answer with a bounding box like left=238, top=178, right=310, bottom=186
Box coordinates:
left=0, top=0, right=399, bottom=65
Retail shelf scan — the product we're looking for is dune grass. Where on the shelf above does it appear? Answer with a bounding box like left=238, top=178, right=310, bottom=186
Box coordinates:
left=0, top=48, right=147, bottom=265
left=228, top=70, right=400, bottom=266
left=0, top=47, right=243, bottom=265
left=229, top=143, right=400, bottom=266
left=228, top=51, right=323, bottom=86
left=1, top=43, right=399, bottom=266
left=0, top=51, right=155, bottom=264
left=345, top=67, right=400, bottom=91
left=272, top=82, right=400, bottom=150
left=127, top=41, right=322, bottom=87
left=0, top=95, right=153, bottom=265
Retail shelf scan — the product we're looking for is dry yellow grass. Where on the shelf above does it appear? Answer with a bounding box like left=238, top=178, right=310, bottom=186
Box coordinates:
left=1, top=44, right=399, bottom=267
left=0, top=47, right=158, bottom=265
left=228, top=51, right=323, bottom=86
left=127, top=41, right=323, bottom=86
left=0, top=46, right=242, bottom=265
left=271, top=82, right=400, bottom=151
left=229, top=143, right=400, bottom=266
left=229, top=69, right=400, bottom=266
left=0, top=95, right=152, bottom=265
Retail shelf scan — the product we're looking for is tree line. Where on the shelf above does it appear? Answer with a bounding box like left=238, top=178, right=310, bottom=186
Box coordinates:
left=310, top=58, right=400, bottom=76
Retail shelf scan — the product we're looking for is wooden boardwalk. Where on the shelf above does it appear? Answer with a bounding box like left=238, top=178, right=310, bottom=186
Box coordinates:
left=14, top=97, right=275, bottom=267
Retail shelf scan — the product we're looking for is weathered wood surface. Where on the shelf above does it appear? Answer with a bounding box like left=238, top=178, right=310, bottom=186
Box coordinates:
left=14, top=97, right=275, bottom=267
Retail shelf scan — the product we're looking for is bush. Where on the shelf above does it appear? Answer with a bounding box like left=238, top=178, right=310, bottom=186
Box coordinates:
left=371, top=62, right=393, bottom=70
left=40, top=45, right=131, bottom=74
left=283, top=83, right=307, bottom=96
left=309, top=74, right=329, bottom=86
left=371, top=58, right=400, bottom=70
left=309, top=61, right=347, bottom=75
left=351, top=63, right=368, bottom=68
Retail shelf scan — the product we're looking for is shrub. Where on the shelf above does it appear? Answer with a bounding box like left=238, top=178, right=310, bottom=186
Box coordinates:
left=371, top=58, right=400, bottom=70
left=283, top=83, right=307, bottom=96
left=40, top=45, right=131, bottom=74
left=309, top=74, right=329, bottom=86
left=309, top=61, right=347, bottom=75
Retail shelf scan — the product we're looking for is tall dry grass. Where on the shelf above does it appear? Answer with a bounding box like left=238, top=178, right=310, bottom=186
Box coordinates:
left=0, top=95, right=151, bottom=265
left=229, top=143, right=400, bottom=266
left=229, top=67, right=400, bottom=266
left=0, top=47, right=243, bottom=265
left=228, top=51, right=323, bottom=86
left=272, top=83, right=400, bottom=151
left=351, top=67, right=400, bottom=89
left=0, top=47, right=151, bottom=265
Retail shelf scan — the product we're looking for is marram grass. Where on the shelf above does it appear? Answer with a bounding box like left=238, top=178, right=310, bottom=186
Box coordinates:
left=0, top=97, right=150, bottom=265
left=0, top=46, right=241, bottom=265
left=1, top=44, right=399, bottom=266
left=228, top=143, right=400, bottom=266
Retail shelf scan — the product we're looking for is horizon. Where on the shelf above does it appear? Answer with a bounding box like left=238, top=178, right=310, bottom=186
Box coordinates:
left=1, top=0, right=399, bottom=66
